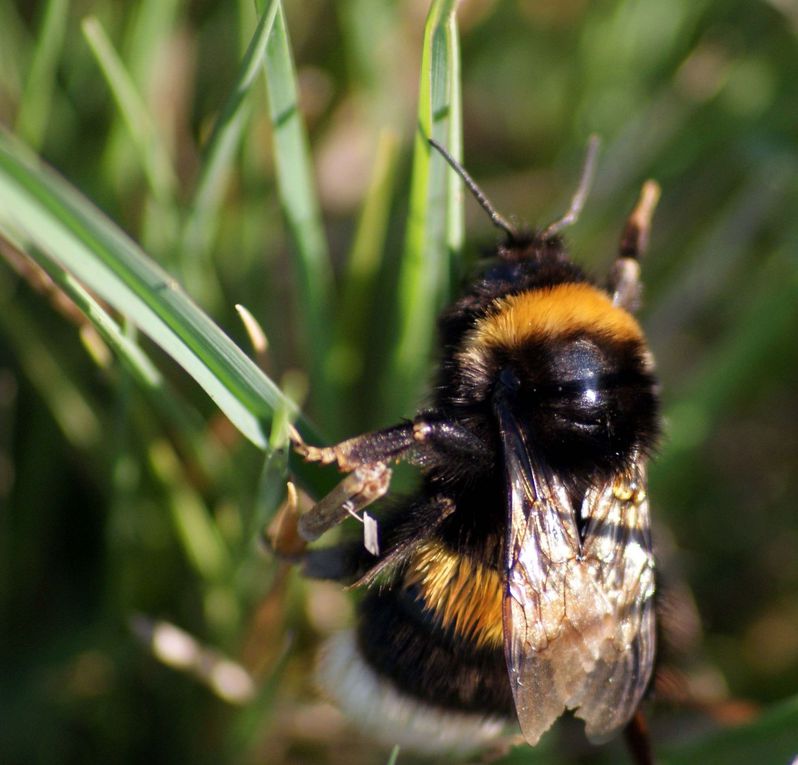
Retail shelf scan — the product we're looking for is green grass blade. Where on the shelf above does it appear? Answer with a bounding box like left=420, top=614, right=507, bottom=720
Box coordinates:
left=20, top=244, right=237, bottom=482
left=102, top=0, right=181, bottom=193
left=443, top=16, right=464, bottom=287
left=14, top=0, right=69, bottom=149
left=178, top=0, right=279, bottom=292
left=0, top=4, right=27, bottom=110
left=120, top=0, right=182, bottom=84
left=82, top=15, right=179, bottom=208
left=336, top=0, right=401, bottom=111
left=260, top=0, right=335, bottom=417
left=0, top=128, right=298, bottom=449
left=5, top=248, right=242, bottom=589
left=384, top=0, right=462, bottom=417
left=0, top=289, right=102, bottom=452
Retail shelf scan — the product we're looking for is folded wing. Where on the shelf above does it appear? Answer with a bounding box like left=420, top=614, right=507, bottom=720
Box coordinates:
left=497, top=402, right=655, bottom=745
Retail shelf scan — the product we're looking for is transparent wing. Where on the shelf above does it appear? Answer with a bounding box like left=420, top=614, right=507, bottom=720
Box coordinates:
left=571, top=471, right=656, bottom=742
left=497, top=402, right=656, bottom=746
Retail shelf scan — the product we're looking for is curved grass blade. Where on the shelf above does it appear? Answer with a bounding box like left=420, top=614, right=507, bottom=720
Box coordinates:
left=384, top=0, right=462, bottom=417
left=0, top=128, right=299, bottom=449
left=102, top=0, right=181, bottom=181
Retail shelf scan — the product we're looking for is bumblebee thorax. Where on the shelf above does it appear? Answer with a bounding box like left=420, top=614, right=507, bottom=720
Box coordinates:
left=450, top=283, right=660, bottom=481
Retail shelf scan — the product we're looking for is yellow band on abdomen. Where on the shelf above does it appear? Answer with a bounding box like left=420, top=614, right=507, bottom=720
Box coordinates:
left=405, top=540, right=504, bottom=649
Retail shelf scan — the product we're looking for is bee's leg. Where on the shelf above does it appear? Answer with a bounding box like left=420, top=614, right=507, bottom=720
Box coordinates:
left=303, top=495, right=456, bottom=586
left=292, top=413, right=487, bottom=542
left=291, top=421, right=416, bottom=472
left=410, top=414, right=491, bottom=466
left=289, top=423, right=415, bottom=542
left=292, top=412, right=489, bottom=472
left=298, top=461, right=392, bottom=542
left=267, top=475, right=389, bottom=566
left=609, top=180, right=661, bottom=312
left=623, top=710, right=655, bottom=765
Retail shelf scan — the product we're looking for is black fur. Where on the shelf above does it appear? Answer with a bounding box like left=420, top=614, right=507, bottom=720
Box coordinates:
left=357, top=585, right=515, bottom=716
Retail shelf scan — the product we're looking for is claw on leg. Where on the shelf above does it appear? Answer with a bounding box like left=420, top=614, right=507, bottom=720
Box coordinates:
left=267, top=482, right=307, bottom=560
left=289, top=424, right=350, bottom=468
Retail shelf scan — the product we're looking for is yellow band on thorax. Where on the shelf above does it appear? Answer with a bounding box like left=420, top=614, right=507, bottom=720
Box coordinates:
left=473, top=283, right=643, bottom=349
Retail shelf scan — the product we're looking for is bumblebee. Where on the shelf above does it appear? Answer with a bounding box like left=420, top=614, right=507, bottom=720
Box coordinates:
left=284, top=137, right=662, bottom=761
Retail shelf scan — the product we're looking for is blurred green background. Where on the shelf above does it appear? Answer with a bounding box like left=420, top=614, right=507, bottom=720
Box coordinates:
left=1, top=0, right=797, bottom=763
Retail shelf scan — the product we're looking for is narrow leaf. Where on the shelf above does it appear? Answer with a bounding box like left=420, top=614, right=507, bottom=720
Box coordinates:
left=82, top=16, right=178, bottom=207
left=0, top=128, right=298, bottom=449
left=178, top=0, right=280, bottom=287
left=384, top=0, right=462, bottom=416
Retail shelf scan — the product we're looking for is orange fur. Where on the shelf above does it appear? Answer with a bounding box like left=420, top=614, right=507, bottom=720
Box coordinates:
left=473, top=283, right=643, bottom=349
left=405, top=541, right=503, bottom=648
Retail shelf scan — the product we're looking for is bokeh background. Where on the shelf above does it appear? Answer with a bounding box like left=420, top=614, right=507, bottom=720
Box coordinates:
left=1, top=0, right=797, bottom=763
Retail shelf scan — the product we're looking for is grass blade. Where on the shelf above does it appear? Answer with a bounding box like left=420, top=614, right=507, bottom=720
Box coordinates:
left=0, top=128, right=298, bottom=449
left=260, top=0, right=335, bottom=418
left=0, top=288, right=102, bottom=452
left=101, top=0, right=181, bottom=197
left=149, top=439, right=232, bottom=584
left=443, top=16, right=464, bottom=287
left=14, top=0, right=69, bottom=149
left=82, top=16, right=179, bottom=208
left=17, top=243, right=237, bottom=485
left=384, top=0, right=462, bottom=416
left=178, top=0, right=279, bottom=292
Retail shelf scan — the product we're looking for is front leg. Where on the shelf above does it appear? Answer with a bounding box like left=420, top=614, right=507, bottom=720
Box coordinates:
left=291, top=411, right=487, bottom=541
left=290, top=420, right=416, bottom=472
left=292, top=411, right=489, bottom=471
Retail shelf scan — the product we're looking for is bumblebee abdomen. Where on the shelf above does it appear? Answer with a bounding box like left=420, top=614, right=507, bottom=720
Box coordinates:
left=315, top=554, right=514, bottom=755
left=355, top=583, right=514, bottom=716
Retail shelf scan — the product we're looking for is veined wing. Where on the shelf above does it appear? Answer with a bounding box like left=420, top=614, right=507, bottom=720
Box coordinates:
left=573, top=466, right=656, bottom=741
left=496, top=401, right=656, bottom=745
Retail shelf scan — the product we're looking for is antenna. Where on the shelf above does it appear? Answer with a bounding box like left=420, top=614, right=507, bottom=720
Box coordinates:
left=428, top=138, right=518, bottom=240
left=542, top=134, right=601, bottom=239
